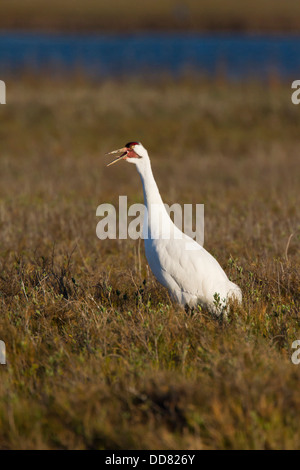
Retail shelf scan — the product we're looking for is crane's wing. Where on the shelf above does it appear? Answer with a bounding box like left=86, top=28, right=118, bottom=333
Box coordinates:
left=145, top=230, right=235, bottom=306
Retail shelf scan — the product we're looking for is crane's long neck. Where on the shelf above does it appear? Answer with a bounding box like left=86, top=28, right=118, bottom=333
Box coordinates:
left=136, top=160, right=164, bottom=209
left=136, top=159, right=171, bottom=239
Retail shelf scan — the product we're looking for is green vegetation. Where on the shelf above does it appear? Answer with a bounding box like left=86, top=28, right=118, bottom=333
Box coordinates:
left=1, top=0, right=300, bottom=32
left=0, top=76, right=299, bottom=449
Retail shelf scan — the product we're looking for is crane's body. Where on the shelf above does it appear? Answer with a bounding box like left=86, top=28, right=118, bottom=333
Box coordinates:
left=106, top=142, right=242, bottom=314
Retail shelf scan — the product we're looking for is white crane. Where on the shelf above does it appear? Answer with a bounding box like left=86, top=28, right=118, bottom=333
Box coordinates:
left=106, top=142, right=242, bottom=315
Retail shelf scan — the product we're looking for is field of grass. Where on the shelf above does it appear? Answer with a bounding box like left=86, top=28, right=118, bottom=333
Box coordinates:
left=1, top=0, right=300, bottom=33
left=0, top=76, right=300, bottom=449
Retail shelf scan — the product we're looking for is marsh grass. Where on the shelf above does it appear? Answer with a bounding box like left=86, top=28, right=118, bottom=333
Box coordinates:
left=0, top=76, right=299, bottom=449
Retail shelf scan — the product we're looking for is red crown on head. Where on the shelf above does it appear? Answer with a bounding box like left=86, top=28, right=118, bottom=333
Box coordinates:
left=125, top=142, right=140, bottom=148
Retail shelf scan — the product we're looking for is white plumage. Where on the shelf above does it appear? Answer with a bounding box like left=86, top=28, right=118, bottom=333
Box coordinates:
left=106, top=142, right=242, bottom=314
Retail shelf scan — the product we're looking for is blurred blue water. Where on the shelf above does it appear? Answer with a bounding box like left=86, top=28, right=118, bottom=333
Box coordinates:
left=0, top=31, right=300, bottom=80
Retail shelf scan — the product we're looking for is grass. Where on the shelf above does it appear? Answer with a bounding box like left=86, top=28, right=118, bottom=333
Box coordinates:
left=1, top=0, right=300, bottom=33
left=0, top=75, right=300, bottom=449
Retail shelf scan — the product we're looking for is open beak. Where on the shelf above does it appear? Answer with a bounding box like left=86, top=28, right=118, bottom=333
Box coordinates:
left=105, top=147, right=128, bottom=167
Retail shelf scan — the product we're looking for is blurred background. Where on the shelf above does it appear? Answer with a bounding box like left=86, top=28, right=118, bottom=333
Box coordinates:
left=1, top=0, right=300, bottom=80
left=0, top=0, right=300, bottom=450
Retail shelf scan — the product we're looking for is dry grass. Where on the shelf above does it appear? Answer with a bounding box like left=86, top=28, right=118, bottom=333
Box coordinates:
left=0, top=76, right=300, bottom=449
left=1, top=0, right=300, bottom=32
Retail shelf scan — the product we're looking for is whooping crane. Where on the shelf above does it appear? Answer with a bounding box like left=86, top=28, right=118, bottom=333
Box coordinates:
left=106, top=142, right=242, bottom=314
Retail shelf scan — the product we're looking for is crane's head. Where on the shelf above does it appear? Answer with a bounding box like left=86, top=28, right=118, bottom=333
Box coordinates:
left=106, top=142, right=148, bottom=167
